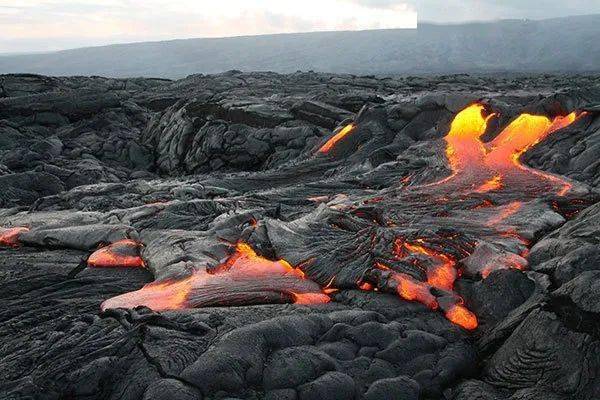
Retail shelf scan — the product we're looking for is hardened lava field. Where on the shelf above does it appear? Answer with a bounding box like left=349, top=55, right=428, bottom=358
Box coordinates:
left=1, top=72, right=600, bottom=400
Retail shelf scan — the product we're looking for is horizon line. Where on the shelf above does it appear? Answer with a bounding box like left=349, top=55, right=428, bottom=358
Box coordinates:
left=1, top=12, right=598, bottom=57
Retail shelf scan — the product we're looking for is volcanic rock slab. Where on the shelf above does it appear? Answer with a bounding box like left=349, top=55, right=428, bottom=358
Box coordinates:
left=1, top=72, right=600, bottom=400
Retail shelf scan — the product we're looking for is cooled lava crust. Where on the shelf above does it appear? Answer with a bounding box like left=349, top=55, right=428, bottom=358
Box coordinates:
left=1, top=72, right=600, bottom=400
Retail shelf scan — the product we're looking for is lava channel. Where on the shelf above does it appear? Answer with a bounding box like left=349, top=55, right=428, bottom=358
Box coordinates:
left=101, top=243, right=330, bottom=311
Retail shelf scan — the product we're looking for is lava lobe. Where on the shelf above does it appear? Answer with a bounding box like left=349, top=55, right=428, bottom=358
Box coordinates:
left=87, top=239, right=145, bottom=268
left=101, top=243, right=330, bottom=311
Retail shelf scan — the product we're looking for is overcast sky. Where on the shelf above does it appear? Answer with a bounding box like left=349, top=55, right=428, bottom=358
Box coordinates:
left=1, top=0, right=599, bottom=53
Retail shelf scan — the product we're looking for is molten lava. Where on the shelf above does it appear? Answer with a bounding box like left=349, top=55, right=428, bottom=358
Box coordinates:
left=99, top=104, right=583, bottom=333
left=395, top=238, right=457, bottom=291
left=444, top=303, right=478, bottom=331
left=375, top=104, right=582, bottom=330
left=390, top=270, right=438, bottom=310
left=444, top=103, right=492, bottom=174
left=0, top=227, right=29, bottom=247
left=318, top=123, right=356, bottom=154
left=475, top=175, right=502, bottom=193
left=87, top=239, right=145, bottom=268
left=101, top=243, right=329, bottom=311
left=443, top=105, right=581, bottom=197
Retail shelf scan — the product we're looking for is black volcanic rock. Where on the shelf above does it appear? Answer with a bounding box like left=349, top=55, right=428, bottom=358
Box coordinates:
left=1, top=71, right=600, bottom=400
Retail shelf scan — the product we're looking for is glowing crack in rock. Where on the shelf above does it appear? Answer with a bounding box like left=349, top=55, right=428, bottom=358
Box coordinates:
left=0, top=227, right=29, bottom=247
left=101, top=243, right=330, bottom=311
left=318, top=123, right=356, bottom=154
left=394, top=238, right=457, bottom=291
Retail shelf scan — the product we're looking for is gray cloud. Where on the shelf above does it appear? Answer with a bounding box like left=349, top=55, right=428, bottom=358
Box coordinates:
left=2, top=0, right=599, bottom=53
left=411, top=0, right=600, bottom=22
left=346, top=0, right=600, bottom=21
left=341, top=0, right=400, bottom=8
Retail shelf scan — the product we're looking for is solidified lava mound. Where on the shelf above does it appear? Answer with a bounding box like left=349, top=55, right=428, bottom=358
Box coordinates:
left=1, top=72, right=600, bottom=400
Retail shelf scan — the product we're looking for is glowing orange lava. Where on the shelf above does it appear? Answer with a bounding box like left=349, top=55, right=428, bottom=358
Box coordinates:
left=487, top=114, right=555, bottom=167
left=391, top=271, right=438, bottom=310
left=88, top=239, right=145, bottom=268
left=102, top=243, right=329, bottom=311
left=475, top=175, right=502, bottom=193
left=439, top=104, right=581, bottom=197
left=215, top=242, right=306, bottom=278
left=486, top=201, right=523, bottom=226
left=384, top=264, right=478, bottom=330
left=318, top=123, right=356, bottom=154
left=395, top=239, right=457, bottom=291
left=444, top=303, right=478, bottom=330
left=0, top=227, right=29, bottom=247
left=444, top=104, right=493, bottom=174
left=380, top=104, right=582, bottom=330
left=292, top=292, right=331, bottom=304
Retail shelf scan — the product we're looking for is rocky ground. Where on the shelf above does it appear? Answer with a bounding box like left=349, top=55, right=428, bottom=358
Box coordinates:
left=1, top=72, right=599, bottom=400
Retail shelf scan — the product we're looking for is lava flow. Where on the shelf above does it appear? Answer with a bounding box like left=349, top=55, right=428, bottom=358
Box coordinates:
left=318, top=123, right=356, bottom=154
left=0, top=227, right=29, bottom=247
left=389, top=238, right=477, bottom=329
left=100, top=104, right=583, bottom=332
left=101, top=243, right=330, bottom=311
left=363, top=103, right=582, bottom=330
left=87, top=239, right=145, bottom=268
left=394, top=238, right=456, bottom=291
left=443, top=104, right=581, bottom=196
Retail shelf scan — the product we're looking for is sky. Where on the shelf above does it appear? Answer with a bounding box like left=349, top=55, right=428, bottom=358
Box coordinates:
left=1, top=0, right=599, bottom=53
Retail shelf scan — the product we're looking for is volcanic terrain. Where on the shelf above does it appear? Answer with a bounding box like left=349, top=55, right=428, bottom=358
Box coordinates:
left=1, top=72, right=600, bottom=400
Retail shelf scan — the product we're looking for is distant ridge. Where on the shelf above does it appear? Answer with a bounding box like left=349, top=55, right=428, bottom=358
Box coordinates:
left=1, top=14, right=599, bottom=78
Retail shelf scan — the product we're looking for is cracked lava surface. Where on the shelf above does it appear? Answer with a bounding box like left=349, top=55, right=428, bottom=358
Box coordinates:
left=71, top=104, right=586, bottom=331
left=2, top=72, right=600, bottom=400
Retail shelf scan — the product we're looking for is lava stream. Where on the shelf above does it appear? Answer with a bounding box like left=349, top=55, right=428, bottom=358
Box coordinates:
left=444, top=105, right=581, bottom=197
left=375, top=104, right=582, bottom=330
left=385, top=265, right=478, bottom=330
left=444, top=103, right=493, bottom=175
left=101, top=243, right=329, bottom=311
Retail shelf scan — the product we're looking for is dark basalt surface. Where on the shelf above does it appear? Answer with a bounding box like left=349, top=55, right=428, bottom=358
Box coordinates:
left=1, top=71, right=600, bottom=400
